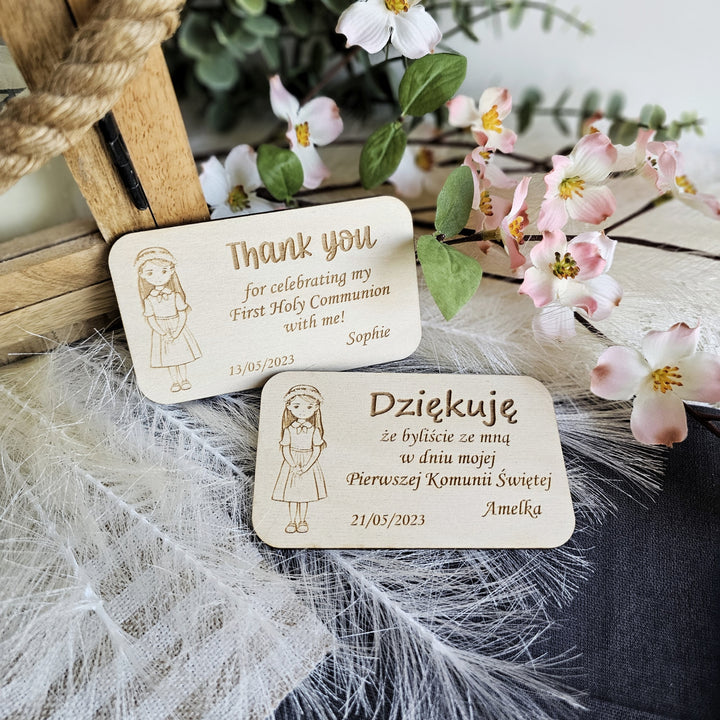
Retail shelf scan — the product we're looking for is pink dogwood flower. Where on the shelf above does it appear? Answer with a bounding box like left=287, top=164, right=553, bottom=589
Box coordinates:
left=269, top=75, right=343, bottom=189
left=519, top=230, right=622, bottom=340
left=612, top=127, right=655, bottom=172
left=591, top=323, right=720, bottom=446
left=463, top=146, right=514, bottom=220
left=336, top=0, right=441, bottom=59
left=644, top=140, right=720, bottom=219
left=537, top=132, right=618, bottom=231
left=447, top=88, right=517, bottom=153
left=499, top=176, right=531, bottom=271
left=199, top=145, right=281, bottom=219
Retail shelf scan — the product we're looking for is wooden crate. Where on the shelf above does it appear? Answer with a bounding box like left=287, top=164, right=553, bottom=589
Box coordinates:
left=0, top=0, right=209, bottom=364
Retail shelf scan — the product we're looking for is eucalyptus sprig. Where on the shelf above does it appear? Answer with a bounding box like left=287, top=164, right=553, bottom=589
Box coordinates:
left=167, top=0, right=592, bottom=131
left=517, top=87, right=704, bottom=142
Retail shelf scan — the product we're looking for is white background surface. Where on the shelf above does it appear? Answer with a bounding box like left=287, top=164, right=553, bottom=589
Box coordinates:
left=449, top=0, right=720, bottom=181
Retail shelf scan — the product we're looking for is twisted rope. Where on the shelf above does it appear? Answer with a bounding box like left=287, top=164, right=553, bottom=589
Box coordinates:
left=0, top=0, right=186, bottom=194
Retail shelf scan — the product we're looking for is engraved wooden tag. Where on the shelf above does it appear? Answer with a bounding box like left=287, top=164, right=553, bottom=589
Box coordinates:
left=108, top=198, right=421, bottom=403
left=252, top=371, right=575, bottom=549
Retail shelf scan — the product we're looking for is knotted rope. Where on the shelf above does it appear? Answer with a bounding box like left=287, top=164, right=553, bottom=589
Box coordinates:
left=0, top=0, right=186, bottom=194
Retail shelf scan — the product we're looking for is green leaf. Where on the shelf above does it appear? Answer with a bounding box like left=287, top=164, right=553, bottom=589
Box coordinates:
left=666, top=121, right=682, bottom=140
left=282, top=3, right=312, bottom=36
left=542, top=3, right=554, bottom=31
left=648, top=104, right=666, bottom=130
left=517, top=86, right=542, bottom=134
left=552, top=108, right=570, bottom=135
left=259, top=37, right=282, bottom=70
left=639, top=103, right=654, bottom=126
left=221, top=26, right=263, bottom=59
left=231, top=0, right=267, bottom=16
left=243, top=15, right=281, bottom=37
left=580, top=89, right=601, bottom=117
left=178, top=12, right=219, bottom=60
left=435, top=165, right=474, bottom=238
left=359, top=122, right=407, bottom=189
left=257, top=145, right=304, bottom=202
left=608, top=119, right=639, bottom=146
left=320, top=0, right=350, bottom=12
left=553, top=87, right=571, bottom=110
left=398, top=53, right=467, bottom=117
left=417, top=234, right=483, bottom=320
left=206, top=97, right=238, bottom=132
left=578, top=89, right=601, bottom=134
left=605, top=91, right=625, bottom=120
left=452, top=2, right=480, bottom=41
left=508, top=0, right=527, bottom=29
left=195, top=51, right=240, bottom=91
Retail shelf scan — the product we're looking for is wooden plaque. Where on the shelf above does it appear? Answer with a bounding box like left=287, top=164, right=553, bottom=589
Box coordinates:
left=109, top=197, right=422, bottom=403
left=252, top=371, right=575, bottom=549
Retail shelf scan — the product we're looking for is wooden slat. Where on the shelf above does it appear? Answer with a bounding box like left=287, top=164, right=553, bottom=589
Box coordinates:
left=112, top=45, right=209, bottom=230
left=0, top=230, right=109, bottom=313
left=0, top=218, right=98, bottom=262
left=0, top=280, right=118, bottom=364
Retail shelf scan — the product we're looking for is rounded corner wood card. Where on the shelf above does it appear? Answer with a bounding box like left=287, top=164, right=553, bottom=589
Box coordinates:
left=252, top=371, right=575, bottom=549
left=108, top=197, right=421, bottom=403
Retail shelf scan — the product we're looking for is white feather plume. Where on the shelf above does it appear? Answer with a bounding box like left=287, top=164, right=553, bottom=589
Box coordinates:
left=0, top=338, right=330, bottom=720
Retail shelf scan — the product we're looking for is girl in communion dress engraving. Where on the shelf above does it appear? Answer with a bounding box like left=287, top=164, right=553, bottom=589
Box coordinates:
left=271, top=385, right=327, bottom=533
left=136, top=247, right=202, bottom=393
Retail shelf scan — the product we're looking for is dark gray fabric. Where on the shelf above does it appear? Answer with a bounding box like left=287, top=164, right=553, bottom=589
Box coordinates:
left=544, top=408, right=720, bottom=719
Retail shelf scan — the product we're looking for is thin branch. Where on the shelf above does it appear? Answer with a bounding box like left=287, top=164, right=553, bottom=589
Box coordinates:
left=301, top=46, right=362, bottom=105
left=604, top=195, right=672, bottom=233
left=442, top=1, right=590, bottom=41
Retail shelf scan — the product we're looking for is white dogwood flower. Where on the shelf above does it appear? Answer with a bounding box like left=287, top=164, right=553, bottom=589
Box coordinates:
left=199, top=145, right=280, bottom=219
left=336, top=0, right=442, bottom=59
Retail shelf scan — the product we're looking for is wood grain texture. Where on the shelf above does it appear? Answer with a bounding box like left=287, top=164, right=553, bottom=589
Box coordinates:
left=0, top=218, right=98, bottom=262
left=0, top=0, right=153, bottom=241
left=0, top=0, right=209, bottom=361
left=0, top=0, right=209, bottom=242
left=253, top=371, right=575, bottom=549
left=0, top=229, right=109, bottom=313
left=66, top=0, right=209, bottom=232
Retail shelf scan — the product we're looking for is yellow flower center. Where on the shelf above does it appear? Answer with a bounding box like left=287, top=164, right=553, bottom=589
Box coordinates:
left=295, top=121, right=311, bottom=148
left=227, top=184, right=250, bottom=213
left=550, top=251, right=580, bottom=279
left=481, top=105, right=502, bottom=133
left=558, top=176, right=585, bottom=200
left=652, top=366, right=683, bottom=393
left=479, top=190, right=493, bottom=216
left=385, top=0, right=409, bottom=13
left=507, top=216, right=524, bottom=241
left=675, top=175, right=697, bottom=195
left=414, top=147, right=434, bottom=172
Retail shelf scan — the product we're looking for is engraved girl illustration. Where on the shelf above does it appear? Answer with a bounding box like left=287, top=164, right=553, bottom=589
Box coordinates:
left=271, top=384, right=327, bottom=533
left=136, top=247, right=201, bottom=393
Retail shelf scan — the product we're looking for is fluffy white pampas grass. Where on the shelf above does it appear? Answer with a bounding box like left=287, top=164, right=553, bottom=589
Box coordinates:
left=0, top=338, right=330, bottom=720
